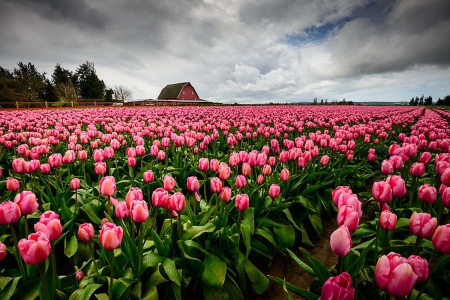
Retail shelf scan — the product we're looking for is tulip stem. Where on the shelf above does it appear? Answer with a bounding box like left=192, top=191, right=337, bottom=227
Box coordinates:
left=39, top=263, right=51, bottom=300
left=109, top=250, right=114, bottom=300
left=177, top=215, right=182, bottom=242
left=415, top=251, right=440, bottom=300
left=90, top=242, right=101, bottom=282
left=138, top=223, right=143, bottom=278
left=10, top=224, right=26, bottom=279
left=24, top=214, right=29, bottom=237
left=412, top=236, right=421, bottom=255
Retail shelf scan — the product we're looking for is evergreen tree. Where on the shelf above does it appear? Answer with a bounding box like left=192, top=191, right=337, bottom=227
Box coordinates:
left=424, top=96, right=432, bottom=106
left=13, top=62, right=46, bottom=102
left=75, top=61, right=105, bottom=99
left=40, top=79, right=59, bottom=102
left=410, top=97, right=414, bottom=106
left=0, top=67, right=16, bottom=105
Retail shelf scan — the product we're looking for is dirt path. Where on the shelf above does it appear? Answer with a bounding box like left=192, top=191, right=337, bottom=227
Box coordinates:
left=254, top=218, right=338, bottom=299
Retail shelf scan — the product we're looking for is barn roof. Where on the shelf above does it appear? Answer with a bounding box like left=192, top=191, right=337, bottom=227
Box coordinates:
left=157, top=82, right=190, bottom=99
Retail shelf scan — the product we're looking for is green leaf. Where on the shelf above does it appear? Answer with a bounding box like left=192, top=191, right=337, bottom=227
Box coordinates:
left=142, top=253, right=165, bottom=269
left=300, top=180, right=334, bottom=196
left=121, top=219, right=139, bottom=276
left=151, top=229, right=169, bottom=257
left=68, top=284, right=102, bottom=300
left=347, top=238, right=375, bottom=278
left=112, top=278, right=134, bottom=300
left=0, top=277, right=20, bottom=300
left=432, top=254, right=450, bottom=273
left=81, top=203, right=102, bottom=225
left=182, top=223, right=215, bottom=240
left=242, top=253, right=268, bottom=294
left=299, top=223, right=314, bottom=247
left=94, top=294, right=109, bottom=300
left=242, top=207, right=254, bottom=234
left=250, top=239, right=273, bottom=259
left=240, top=224, right=251, bottom=257
left=308, top=213, right=322, bottom=236
left=395, top=217, right=411, bottom=229
left=299, top=247, right=332, bottom=285
left=161, top=258, right=180, bottom=286
left=282, top=208, right=302, bottom=232
left=183, top=240, right=212, bottom=257
left=64, top=234, right=78, bottom=258
left=268, top=276, right=320, bottom=300
left=286, top=249, right=314, bottom=276
left=10, top=277, right=40, bottom=300
left=273, top=223, right=295, bottom=251
left=201, top=253, right=227, bottom=290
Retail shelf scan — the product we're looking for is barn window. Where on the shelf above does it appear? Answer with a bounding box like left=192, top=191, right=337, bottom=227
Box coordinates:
left=192, top=92, right=194, bottom=94
left=183, top=91, right=185, bottom=94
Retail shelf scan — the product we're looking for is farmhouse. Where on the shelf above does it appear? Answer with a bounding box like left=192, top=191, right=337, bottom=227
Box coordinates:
left=157, top=82, right=202, bottom=101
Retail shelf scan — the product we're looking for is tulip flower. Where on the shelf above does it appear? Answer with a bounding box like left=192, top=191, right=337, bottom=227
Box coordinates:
left=210, top=177, right=223, bottom=193
left=99, top=222, right=123, bottom=250
left=40, top=163, right=51, bottom=174
left=0, top=201, right=21, bottom=225
left=115, top=201, right=130, bottom=219
left=330, top=225, right=352, bottom=257
left=337, top=206, right=360, bottom=232
left=220, top=186, right=232, bottom=203
left=389, top=155, right=404, bottom=170
left=235, top=175, right=247, bottom=189
left=6, top=178, right=20, bottom=192
left=441, top=186, right=450, bottom=207
left=321, top=272, right=355, bottom=300
left=167, top=192, right=186, bottom=216
left=235, top=194, right=249, bottom=211
left=256, top=174, right=264, bottom=185
left=152, top=188, right=169, bottom=207
left=280, top=168, right=290, bottom=182
left=372, top=181, right=392, bottom=203
left=75, top=270, right=85, bottom=282
left=34, top=212, right=62, bottom=242
left=241, top=163, right=252, bottom=176
left=63, top=150, right=76, bottom=164
left=320, top=155, right=330, bottom=166
left=409, top=212, right=437, bottom=239
left=432, top=224, right=450, bottom=254
left=410, top=162, right=425, bottom=177
left=419, top=152, right=431, bottom=164
left=14, top=191, right=38, bottom=215
left=163, top=175, right=175, bottom=191
left=18, top=231, right=51, bottom=265
left=12, top=158, right=26, bottom=173
left=379, top=210, right=397, bottom=231
left=187, top=176, right=201, bottom=201
left=157, top=150, right=166, bottom=161
left=99, top=176, right=116, bottom=197
left=375, top=252, right=417, bottom=297
left=269, top=184, right=281, bottom=199
left=125, top=187, right=144, bottom=208
left=94, top=162, right=107, bottom=175
left=218, top=165, right=231, bottom=180
left=70, top=178, right=81, bottom=190
left=143, top=170, right=154, bottom=183
left=262, top=164, right=272, bottom=176
left=210, top=159, right=220, bottom=172
left=78, top=223, right=95, bottom=242
left=198, top=158, right=209, bottom=171
left=386, top=175, right=406, bottom=198
left=130, top=200, right=149, bottom=222
left=407, top=255, right=429, bottom=282
left=48, top=153, right=62, bottom=168
left=380, top=159, right=393, bottom=175
left=0, top=242, right=7, bottom=261
left=441, top=168, right=450, bottom=186
left=418, top=184, right=437, bottom=204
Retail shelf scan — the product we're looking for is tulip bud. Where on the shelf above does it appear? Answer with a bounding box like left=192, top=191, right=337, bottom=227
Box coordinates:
left=94, top=162, right=107, bottom=175
left=210, top=177, right=222, bottom=193
left=130, top=200, right=149, bottom=222
left=198, top=158, right=209, bottom=171
left=152, top=188, right=168, bottom=207
left=331, top=186, right=352, bottom=206
left=163, top=175, right=175, bottom=191
left=210, top=159, right=219, bottom=172
left=379, top=210, right=397, bottom=231
left=18, top=232, right=51, bottom=265
left=99, top=222, right=123, bottom=250
left=432, top=224, right=450, bottom=254
left=143, top=170, right=154, bottom=183
left=386, top=175, right=406, bottom=198
left=167, top=192, right=186, bottom=216
left=6, top=178, right=20, bottom=192
left=75, top=270, right=85, bottom=282
left=78, top=223, right=95, bottom=242
left=219, top=186, right=232, bottom=203
left=407, top=255, right=429, bottom=282
left=0, top=242, right=7, bottom=261
left=321, top=272, right=355, bottom=300
left=410, top=162, right=425, bottom=177
left=280, top=168, right=290, bottom=182
left=99, top=176, right=116, bottom=197
left=235, top=194, right=249, bottom=211
left=269, top=184, right=281, bottom=199
left=219, top=165, right=231, bottom=180
left=70, top=178, right=81, bottom=190
left=115, top=201, right=130, bottom=219
left=14, top=191, right=38, bottom=215
left=320, top=155, right=330, bottom=166
left=372, top=181, right=392, bottom=203
left=418, top=184, right=437, bottom=204
left=235, top=175, right=247, bottom=189
left=256, top=174, right=264, bottom=185
left=330, top=225, right=352, bottom=257
left=0, top=201, right=21, bottom=225
left=409, top=212, right=437, bottom=238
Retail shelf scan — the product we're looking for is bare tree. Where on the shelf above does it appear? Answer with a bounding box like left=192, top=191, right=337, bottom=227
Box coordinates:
left=56, top=81, right=79, bottom=102
left=113, top=85, right=133, bottom=102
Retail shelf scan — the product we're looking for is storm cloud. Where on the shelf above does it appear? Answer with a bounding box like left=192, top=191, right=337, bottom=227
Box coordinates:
left=0, top=0, right=449, bottom=103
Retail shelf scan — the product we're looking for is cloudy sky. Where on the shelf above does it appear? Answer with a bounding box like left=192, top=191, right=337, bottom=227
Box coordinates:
left=1, top=0, right=449, bottom=103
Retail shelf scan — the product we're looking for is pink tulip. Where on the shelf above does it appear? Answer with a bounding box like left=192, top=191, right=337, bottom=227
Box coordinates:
left=99, top=222, right=123, bottom=250
left=241, top=163, right=252, bottom=176
left=409, top=212, right=437, bottom=238
left=167, top=192, right=186, bottom=216
left=210, top=177, right=223, bottom=193
left=198, top=158, right=209, bottom=171
left=187, top=176, right=201, bottom=201
left=127, top=157, right=136, bottom=167
left=40, top=163, right=51, bottom=174
left=18, top=231, right=51, bottom=265
left=115, top=201, right=130, bottom=219
left=386, top=175, right=406, bottom=198
left=376, top=252, right=417, bottom=297
left=441, top=186, right=450, bottom=207
left=48, top=153, right=62, bottom=168
left=34, top=217, right=62, bottom=242
left=143, top=170, right=154, bottom=183
left=407, top=255, right=429, bottom=282
left=70, top=178, right=81, bottom=190
left=78, top=223, right=95, bottom=242
left=337, top=206, right=359, bottom=232
left=0, top=201, right=21, bottom=225
left=163, top=175, right=175, bottom=191
left=125, top=187, right=144, bottom=208
left=210, top=159, right=220, bottom=172
left=262, top=164, right=272, bottom=176
left=77, top=150, right=88, bottom=161
left=372, top=181, right=392, bottom=203
left=75, top=270, right=85, bottom=282
left=419, top=152, right=431, bottom=164
left=235, top=194, right=250, bottom=211
left=94, top=162, right=107, bottom=175
left=12, top=158, right=26, bottom=173
left=441, top=168, right=450, bottom=186
left=220, top=186, right=232, bottom=203
left=157, top=150, right=165, bottom=161
left=256, top=174, right=264, bottom=185
left=381, top=159, right=393, bottom=175
left=321, top=272, right=355, bottom=300
left=6, top=178, right=20, bottom=192
left=389, top=155, right=404, bottom=170
left=63, top=150, right=76, bottom=164
left=0, top=242, right=7, bottom=261
left=331, top=186, right=352, bottom=206
left=152, top=188, right=169, bottom=207
left=14, top=191, right=38, bottom=215
left=219, top=165, right=231, bottom=180
left=93, top=149, right=104, bottom=162
left=130, top=200, right=149, bottom=222
left=99, top=176, right=116, bottom=197
left=235, top=175, right=247, bottom=189
left=330, top=225, right=352, bottom=257
left=432, top=224, right=450, bottom=254
left=320, top=155, right=330, bottom=166
left=410, top=162, right=425, bottom=177
left=418, top=184, right=437, bottom=204
left=280, top=168, right=290, bottom=182
left=379, top=210, right=397, bottom=231
left=136, top=145, right=145, bottom=156
left=269, top=184, right=281, bottom=198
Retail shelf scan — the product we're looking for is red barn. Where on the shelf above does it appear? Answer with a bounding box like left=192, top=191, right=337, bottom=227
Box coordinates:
left=157, top=82, right=201, bottom=101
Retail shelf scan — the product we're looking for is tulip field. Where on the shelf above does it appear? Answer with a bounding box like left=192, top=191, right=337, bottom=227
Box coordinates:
left=1, top=105, right=450, bottom=300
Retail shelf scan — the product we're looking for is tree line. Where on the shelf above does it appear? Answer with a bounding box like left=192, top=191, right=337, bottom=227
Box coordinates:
left=311, top=98, right=354, bottom=105
left=409, top=94, right=450, bottom=106
left=0, top=61, right=133, bottom=107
